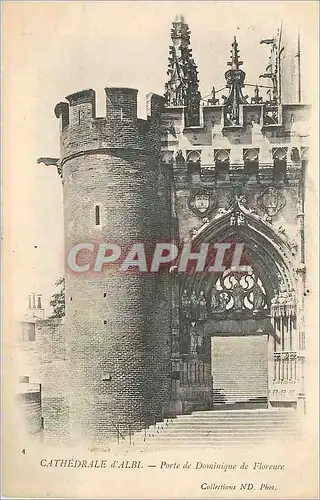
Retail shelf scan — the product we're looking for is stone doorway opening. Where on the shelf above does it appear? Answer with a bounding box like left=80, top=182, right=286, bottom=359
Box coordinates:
left=211, top=334, right=268, bottom=410
left=174, top=210, right=302, bottom=416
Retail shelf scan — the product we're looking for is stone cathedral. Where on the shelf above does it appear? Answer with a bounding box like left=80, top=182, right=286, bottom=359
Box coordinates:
left=21, top=17, right=310, bottom=446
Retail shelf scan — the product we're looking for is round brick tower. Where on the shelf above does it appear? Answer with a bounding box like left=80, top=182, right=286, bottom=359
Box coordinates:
left=54, top=88, right=172, bottom=445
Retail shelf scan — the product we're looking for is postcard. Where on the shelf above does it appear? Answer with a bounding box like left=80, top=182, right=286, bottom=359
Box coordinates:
left=2, top=1, right=318, bottom=498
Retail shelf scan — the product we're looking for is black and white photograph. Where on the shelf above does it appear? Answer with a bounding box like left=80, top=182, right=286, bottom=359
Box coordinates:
left=2, top=1, right=318, bottom=498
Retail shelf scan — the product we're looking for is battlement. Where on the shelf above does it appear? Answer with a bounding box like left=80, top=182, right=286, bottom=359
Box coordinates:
left=66, top=89, right=96, bottom=123
left=105, top=87, right=138, bottom=121
left=55, top=87, right=165, bottom=161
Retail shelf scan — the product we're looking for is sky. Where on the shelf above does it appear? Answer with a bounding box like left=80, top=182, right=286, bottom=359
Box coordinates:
left=3, top=1, right=317, bottom=319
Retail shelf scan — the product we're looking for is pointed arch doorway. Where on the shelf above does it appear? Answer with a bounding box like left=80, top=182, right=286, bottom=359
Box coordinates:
left=176, top=200, right=299, bottom=413
left=206, top=268, right=271, bottom=409
left=180, top=267, right=274, bottom=411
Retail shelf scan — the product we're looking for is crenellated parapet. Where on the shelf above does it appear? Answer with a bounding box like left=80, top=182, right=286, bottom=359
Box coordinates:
left=54, top=87, right=165, bottom=165
left=161, top=102, right=311, bottom=148
left=51, top=85, right=171, bottom=444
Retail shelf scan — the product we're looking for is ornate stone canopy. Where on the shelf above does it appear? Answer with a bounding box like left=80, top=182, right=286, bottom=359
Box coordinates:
left=164, top=15, right=201, bottom=127
left=182, top=198, right=297, bottom=295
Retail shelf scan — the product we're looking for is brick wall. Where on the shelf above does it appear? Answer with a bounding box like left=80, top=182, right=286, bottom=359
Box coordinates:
left=36, top=319, right=69, bottom=441
left=56, top=88, right=172, bottom=444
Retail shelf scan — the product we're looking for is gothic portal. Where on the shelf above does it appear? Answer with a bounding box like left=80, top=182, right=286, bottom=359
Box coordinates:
left=39, top=16, right=310, bottom=443
left=163, top=18, right=308, bottom=416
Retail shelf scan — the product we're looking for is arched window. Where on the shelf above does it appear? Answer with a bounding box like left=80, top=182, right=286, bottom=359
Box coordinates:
left=243, top=148, right=259, bottom=176
left=214, top=149, right=230, bottom=180
left=187, top=150, right=201, bottom=176
left=272, top=148, right=287, bottom=183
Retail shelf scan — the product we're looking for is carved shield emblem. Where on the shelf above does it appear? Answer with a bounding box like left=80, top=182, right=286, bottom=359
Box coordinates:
left=188, top=189, right=217, bottom=218
left=257, top=187, right=286, bottom=217
left=194, top=194, right=210, bottom=213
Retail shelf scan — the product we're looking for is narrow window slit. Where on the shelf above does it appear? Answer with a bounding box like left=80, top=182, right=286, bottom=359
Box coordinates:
left=95, top=205, right=101, bottom=225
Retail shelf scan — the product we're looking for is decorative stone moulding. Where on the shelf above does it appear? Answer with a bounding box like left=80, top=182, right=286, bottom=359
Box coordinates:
left=175, top=150, right=186, bottom=164
left=161, top=151, right=175, bottom=164
left=300, top=147, right=309, bottom=161
left=262, top=105, right=282, bottom=127
left=243, top=148, right=259, bottom=162
left=271, top=288, right=296, bottom=318
left=186, top=150, right=201, bottom=164
left=214, top=149, right=230, bottom=163
left=188, top=188, right=217, bottom=218
left=256, top=187, right=286, bottom=218
left=273, top=147, right=287, bottom=161
left=230, top=211, right=246, bottom=226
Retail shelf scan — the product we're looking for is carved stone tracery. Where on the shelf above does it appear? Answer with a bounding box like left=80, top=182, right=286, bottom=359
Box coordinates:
left=257, top=187, right=286, bottom=218
left=178, top=199, right=300, bottom=359
left=181, top=268, right=268, bottom=325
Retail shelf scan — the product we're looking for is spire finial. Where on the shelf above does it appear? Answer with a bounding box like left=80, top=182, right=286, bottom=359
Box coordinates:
left=223, top=36, right=247, bottom=125
left=174, top=13, right=185, bottom=23
left=164, top=17, right=201, bottom=126
left=227, top=36, right=243, bottom=70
